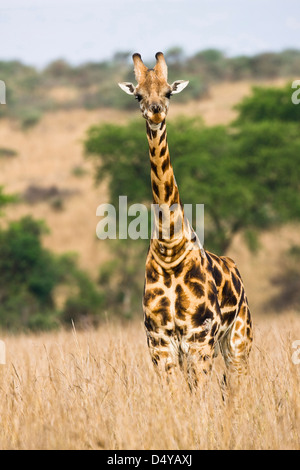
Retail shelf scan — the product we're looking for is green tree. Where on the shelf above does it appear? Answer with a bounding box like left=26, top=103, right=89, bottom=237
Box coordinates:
left=85, top=113, right=300, bottom=254
left=234, top=83, right=300, bottom=124
left=269, top=245, right=300, bottom=312
left=0, top=186, right=16, bottom=212
left=0, top=216, right=104, bottom=330
left=85, top=83, right=300, bottom=314
left=97, top=240, right=146, bottom=319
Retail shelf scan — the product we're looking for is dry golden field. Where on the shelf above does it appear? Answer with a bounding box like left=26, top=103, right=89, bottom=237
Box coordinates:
left=0, top=314, right=299, bottom=450
left=0, top=79, right=299, bottom=450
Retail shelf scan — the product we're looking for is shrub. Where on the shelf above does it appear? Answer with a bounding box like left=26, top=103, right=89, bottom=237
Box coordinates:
left=0, top=216, right=104, bottom=331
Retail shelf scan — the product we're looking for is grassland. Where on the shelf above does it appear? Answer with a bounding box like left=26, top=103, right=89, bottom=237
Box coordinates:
left=0, top=78, right=299, bottom=450
left=0, top=313, right=299, bottom=450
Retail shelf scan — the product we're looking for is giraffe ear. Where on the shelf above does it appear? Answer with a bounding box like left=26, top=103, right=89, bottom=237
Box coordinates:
left=170, top=80, right=189, bottom=94
left=118, top=82, right=136, bottom=95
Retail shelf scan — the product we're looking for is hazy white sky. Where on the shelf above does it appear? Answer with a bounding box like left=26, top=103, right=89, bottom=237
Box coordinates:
left=0, top=0, right=300, bottom=67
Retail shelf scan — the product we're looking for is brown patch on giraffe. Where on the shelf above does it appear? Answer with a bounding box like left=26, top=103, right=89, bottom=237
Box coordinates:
left=220, top=280, right=237, bottom=308
left=190, top=260, right=207, bottom=283
left=187, top=330, right=207, bottom=343
left=159, top=129, right=166, bottom=145
left=151, top=354, right=160, bottom=366
left=213, top=264, right=223, bottom=287
left=210, top=321, right=219, bottom=336
left=163, top=270, right=172, bottom=288
left=231, top=272, right=241, bottom=295
left=223, top=309, right=237, bottom=325
left=208, top=252, right=220, bottom=263
left=175, top=284, right=190, bottom=318
left=246, top=307, right=252, bottom=325
left=150, top=336, right=169, bottom=348
left=169, top=221, right=175, bottom=238
left=150, top=146, right=156, bottom=157
left=207, top=280, right=218, bottom=299
left=240, top=304, right=250, bottom=322
left=164, top=177, right=174, bottom=202
left=150, top=161, right=158, bottom=178
left=173, top=261, right=185, bottom=278
left=169, top=191, right=179, bottom=207
left=144, top=287, right=165, bottom=307
left=192, top=303, right=214, bottom=328
left=161, top=157, right=170, bottom=173
left=247, top=326, right=252, bottom=339
left=175, top=323, right=188, bottom=337
left=184, top=261, right=206, bottom=298
left=185, top=278, right=205, bottom=298
left=144, top=315, right=159, bottom=333
left=160, top=145, right=167, bottom=158
left=165, top=328, right=174, bottom=336
left=152, top=296, right=171, bottom=325
left=240, top=322, right=246, bottom=337
left=152, top=181, right=160, bottom=199
left=146, top=264, right=159, bottom=283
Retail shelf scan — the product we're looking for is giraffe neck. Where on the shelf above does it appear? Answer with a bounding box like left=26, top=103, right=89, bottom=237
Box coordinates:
left=146, top=119, right=180, bottom=207
left=146, top=119, right=197, bottom=268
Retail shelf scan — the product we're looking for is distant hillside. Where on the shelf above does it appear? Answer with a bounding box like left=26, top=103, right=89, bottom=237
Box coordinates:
left=0, top=48, right=299, bottom=127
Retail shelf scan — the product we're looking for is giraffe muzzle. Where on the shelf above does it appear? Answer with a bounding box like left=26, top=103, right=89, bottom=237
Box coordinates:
left=148, top=104, right=166, bottom=124
left=149, top=103, right=163, bottom=114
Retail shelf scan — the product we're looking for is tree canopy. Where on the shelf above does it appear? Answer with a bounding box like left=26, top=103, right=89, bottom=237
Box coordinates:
left=0, top=214, right=104, bottom=331
left=85, top=83, right=300, bottom=254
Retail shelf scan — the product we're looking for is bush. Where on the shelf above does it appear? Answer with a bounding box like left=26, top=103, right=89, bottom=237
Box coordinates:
left=0, top=147, right=18, bottom=158
left=234, top=83, right=300, bottom=124
left=62, top=270, right=104, bottom=327
left=268, top=245, right=300, bottom=312
left=0, top=216, right=104, bottom=331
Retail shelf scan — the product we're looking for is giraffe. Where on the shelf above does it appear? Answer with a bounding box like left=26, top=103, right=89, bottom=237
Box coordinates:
left=119, top=52, right=253, bottom=386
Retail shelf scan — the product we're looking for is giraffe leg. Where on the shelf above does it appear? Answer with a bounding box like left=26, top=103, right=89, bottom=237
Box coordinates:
left=220, top=299, right=253, bottom=377
left=146, top=334, right=178, bottom=379
left=182, top=342, right=215, bottom=390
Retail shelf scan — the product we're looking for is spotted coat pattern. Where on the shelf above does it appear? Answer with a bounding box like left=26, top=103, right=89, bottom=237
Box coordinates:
left=119, top=53, right=253, bottom=383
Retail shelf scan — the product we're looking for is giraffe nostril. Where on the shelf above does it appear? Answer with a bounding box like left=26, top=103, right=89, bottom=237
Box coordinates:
left=150, top=103, right=162, bottom=114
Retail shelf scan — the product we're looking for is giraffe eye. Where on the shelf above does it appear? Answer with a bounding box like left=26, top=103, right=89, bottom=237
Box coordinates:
left=135, top=94, right=143, bottom=102
left=165, top=91, right=172, bottom=99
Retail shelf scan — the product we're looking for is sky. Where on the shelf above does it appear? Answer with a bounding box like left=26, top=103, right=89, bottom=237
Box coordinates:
left=0, top=0, right=300, bottom=68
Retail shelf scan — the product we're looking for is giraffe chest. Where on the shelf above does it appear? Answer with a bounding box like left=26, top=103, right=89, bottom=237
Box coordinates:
left=143, top=268, right=214, bottom=335
left=143, top=251, right=223, bottom=351
left=143, top=274, right=177, bottom=327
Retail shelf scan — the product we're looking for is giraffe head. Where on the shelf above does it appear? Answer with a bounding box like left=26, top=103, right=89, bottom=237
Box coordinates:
left=118, top=52, right=189, bottom=125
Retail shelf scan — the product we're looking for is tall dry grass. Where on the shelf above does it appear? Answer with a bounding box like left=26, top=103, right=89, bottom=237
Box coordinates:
left=0, top=314, right=299, bottom=450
